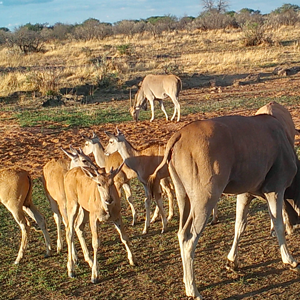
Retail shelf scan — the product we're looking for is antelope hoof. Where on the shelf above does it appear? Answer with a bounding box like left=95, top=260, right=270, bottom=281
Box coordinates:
left=161, top=227, right=168, bottom=234
left=130, top=258, right=137, bottom=266
left=226, top=259, right=238, bottom=272
left=210, top=219, right=218, bottom=225
left=68, top=272, right=76, bottom=278
left=91, top=277, right=100, bottom=284
left=289, top=263, right=300, bottom=273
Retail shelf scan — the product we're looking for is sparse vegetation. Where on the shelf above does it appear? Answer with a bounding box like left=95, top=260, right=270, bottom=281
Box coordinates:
left=0, top=24, right=299, bottom=100
left=1, top=4, right=300, bottom=300
left=0, top=4, right=298, bottom=101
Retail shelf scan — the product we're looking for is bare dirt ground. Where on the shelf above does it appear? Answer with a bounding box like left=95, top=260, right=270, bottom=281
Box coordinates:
left=1, top=72, right=300, bottom=300
left=1, top=72, right=300, bottom=178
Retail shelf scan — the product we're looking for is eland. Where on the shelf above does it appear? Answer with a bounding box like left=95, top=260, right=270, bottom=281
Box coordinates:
left=148, top=103, right=300, bottom=299
left=129, top=74, right=182, bottom=122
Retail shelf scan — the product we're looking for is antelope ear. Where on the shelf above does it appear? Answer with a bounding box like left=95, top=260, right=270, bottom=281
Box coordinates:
left=115, top=126, right=123, bottom=136
left=61, top=147, right=76, bottom=159
left=105, top=131, right=117, bottom=140
left=69, top=145, right=79, bottom=155
left=81, top=166, right=102, bottom=178
left=110, top=161, right=124, bottom=179
left=81, top=133, right=90, bottom=141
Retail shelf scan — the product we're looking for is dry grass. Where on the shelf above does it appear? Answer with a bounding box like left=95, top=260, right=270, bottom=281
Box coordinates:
left=1, top=24, right=300, bottom=300
left=0, top=25, right=299, bottom=97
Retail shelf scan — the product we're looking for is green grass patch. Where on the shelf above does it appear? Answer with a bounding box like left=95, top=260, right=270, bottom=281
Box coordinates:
left=13, top=105, right=133, bottom=128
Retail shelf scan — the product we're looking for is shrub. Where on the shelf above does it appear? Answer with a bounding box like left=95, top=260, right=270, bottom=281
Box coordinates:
left=241, top=21, right=267, bottom=46
left=8, top=26, right=44, bottom=54
left=72, top=19, right=113, bottom=41
left=192, top=9, right=236, bottom=31
left=113, top=20, right=136, bottom=37
left=268, top=10, right=300, bottom=28
left=234, top=9, right=264, bottom=27
left=116, top=44, right=132, bottom=56
left=26, top=69, right=61, bottom=96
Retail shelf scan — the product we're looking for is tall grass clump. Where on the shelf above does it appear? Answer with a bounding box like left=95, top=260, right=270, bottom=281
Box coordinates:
left=241, top=21, right=272, bottom=47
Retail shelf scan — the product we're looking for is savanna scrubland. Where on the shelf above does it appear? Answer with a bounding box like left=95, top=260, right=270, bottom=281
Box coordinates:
left=1, top=5, right=300, bottom=300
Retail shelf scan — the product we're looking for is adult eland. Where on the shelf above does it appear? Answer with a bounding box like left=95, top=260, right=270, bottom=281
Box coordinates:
left=129, top=74, right=182, bottom=122
left=148, top=102, right=300, bottom=299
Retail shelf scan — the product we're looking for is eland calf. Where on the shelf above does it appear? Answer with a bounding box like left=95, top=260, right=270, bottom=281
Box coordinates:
left=0, top=168, right=51, bottom=264
left=42, top=146, right=97, bottom=256
left=81, top=132, right=137, bottom=225
left=130, top=74, right=182, bottom=122
left=64, top=165, right=136, bottom=283
left=104, top=129, right=175, bottom=234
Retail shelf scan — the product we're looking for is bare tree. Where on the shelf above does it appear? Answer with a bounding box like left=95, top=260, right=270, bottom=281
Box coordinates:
left=9, top=26, right=44, bottom=54
left=216, top=0, right=229, bottom=13
left=202, top=0, right=214, bottom=11
left=201, top=0, right=229, bottom=13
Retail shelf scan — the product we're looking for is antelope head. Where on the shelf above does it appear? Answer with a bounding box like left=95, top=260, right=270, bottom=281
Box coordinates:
left=61, top=145, right=97, bottom=170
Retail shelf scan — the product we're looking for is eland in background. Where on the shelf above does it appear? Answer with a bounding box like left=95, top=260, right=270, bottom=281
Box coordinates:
left=130, top=74, right=182, bottom=122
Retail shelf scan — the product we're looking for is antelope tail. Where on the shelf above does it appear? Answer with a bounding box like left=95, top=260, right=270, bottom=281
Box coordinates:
left=23, top=174, right=33, bottom=208
left=148, top=133, right=182, bottom=198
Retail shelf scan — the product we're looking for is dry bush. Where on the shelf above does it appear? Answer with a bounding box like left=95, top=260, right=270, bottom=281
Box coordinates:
left=241, top=22, right=273, bottom=47
left=8, top=27, right=45, bottom=54
left=25, top=68, right=62, bottom=96
left=0, top=25, right=300, bottom=98
left=194, top=11, right=235, bottom=30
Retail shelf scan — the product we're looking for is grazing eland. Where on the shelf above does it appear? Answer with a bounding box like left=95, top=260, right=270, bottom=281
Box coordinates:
left=130, top=74, right=182, bottom=122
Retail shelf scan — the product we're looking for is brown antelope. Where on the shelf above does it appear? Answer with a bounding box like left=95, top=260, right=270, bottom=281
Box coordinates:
left=211, top=101, right=298, bottom=229
left=104, top=129, right=175, bottom=234
left=64, top=165, right=136, bottom=283
left=256, top=101, right=299, bottom=236
left=82, top=131, right=175, bottom=227
left=42, top=146, right=97, bottom=260
left=129, top=74, right=182, bottom=122
left=148, top=103, right=300, bottom=299
left=0, top=168, right=51, bottom=264
left=81, top=132, right=137, bottom=225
